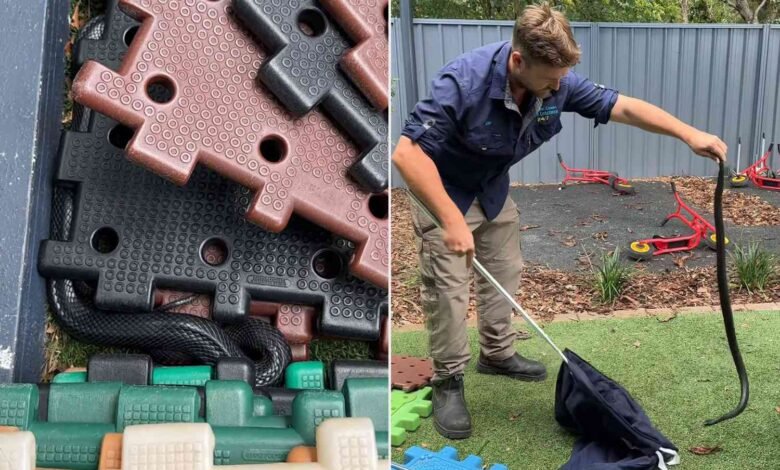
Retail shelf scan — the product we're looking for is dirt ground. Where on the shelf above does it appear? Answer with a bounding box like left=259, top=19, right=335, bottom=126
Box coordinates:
left=391, top=177, right=780, bottom=327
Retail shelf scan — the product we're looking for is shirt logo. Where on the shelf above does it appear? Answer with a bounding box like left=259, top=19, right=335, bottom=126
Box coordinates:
left=536, top=105, right=559, bottom=123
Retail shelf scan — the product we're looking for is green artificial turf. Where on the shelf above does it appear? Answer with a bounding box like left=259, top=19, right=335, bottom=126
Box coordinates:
left=392, top=311, right=780, bottom=469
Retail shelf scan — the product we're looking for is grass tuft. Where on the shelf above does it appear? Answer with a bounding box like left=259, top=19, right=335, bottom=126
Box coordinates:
left=594, top=248, right=632, bottom=304
left=730, top=242, right=778, bottom=293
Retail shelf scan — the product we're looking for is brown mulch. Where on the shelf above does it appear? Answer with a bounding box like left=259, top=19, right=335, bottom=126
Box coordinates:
left=656, top=176, right=780, bottom=226
left=390, top=188, right=780, bottom=327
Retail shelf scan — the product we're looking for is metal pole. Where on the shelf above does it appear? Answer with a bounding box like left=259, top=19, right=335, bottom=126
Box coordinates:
left=404, top=190, right=569, bottom=364
left=399, top=0, right=419, bottom=113
left=736, top=137, right=741, bottom=172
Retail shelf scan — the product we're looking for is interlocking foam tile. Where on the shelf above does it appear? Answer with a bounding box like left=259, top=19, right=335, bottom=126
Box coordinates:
left=402, top=446, right=509, bottom=470
left=232, top=0, right=389, bottom=193
left=154, top=290, right=316, bottom=359
left=376, top=315, right=388, bottom=360
left=0, top=431, right=35, bottom=470
left=390, top=356, right=433, bottom=392
left=286, top=446, right=317, bottom=463
left=73, top=0, right=138, bottom=71
left=71, top=0, right=388, bottom=289
left=98, top=433, right=123, bottom=470
left=41, top=104, right=384, bottom=334
left=122, top=423, right=213, bottom=470
left=285, top=362, right=325, bottom=390
left=320, top=0, right=389, bottom=111
left=40, top=102, right=385, bottom=337
left=390, top=387, right=431, bottom=447
left=115, top=419, right=380, bottom=469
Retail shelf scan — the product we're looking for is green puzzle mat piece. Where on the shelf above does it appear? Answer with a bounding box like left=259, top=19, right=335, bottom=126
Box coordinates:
left=390, top=387, right=432, bottom=447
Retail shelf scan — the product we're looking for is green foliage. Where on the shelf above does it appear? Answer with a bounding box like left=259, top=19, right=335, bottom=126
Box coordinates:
left=730, top=242, right=778, bottom=293
left=392, top=0, right=752, bottom=23
left=593, top=248, right=632, bottom=304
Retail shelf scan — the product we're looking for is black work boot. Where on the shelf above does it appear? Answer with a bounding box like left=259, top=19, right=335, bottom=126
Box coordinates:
left=476, top=352, right=547, bottom=381
left=431, top=374, right=472, bottom=439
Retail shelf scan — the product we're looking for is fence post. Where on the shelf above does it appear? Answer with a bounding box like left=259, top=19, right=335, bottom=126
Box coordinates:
left=588, top=22, right=599, bottom=168
left=399, top=0, right=419, bottom=114
left=751, top=24, right=771, bottom=163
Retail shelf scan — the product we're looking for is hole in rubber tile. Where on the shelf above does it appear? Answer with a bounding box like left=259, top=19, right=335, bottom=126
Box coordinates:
left=123, top=26, right=139, bottom=47
left=259, top=136, right=288, bottom=163
left=312, top=250, right=343, bottom=279
left=298, top=9, right=326, bottom=37
left=146, top=75, right=175, bottom=104
left=108, top=124, right=135, bottom=149
left=368, top=194, right=388, bottom=219
left=201, top=238, right=228, bottom=266
left=91, top=227, right=120, bottom=254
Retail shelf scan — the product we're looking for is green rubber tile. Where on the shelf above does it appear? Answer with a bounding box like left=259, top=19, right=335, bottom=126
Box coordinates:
left=50, top=370, right=88, bottom=383
left=285, top=361, right=325, bottom=390
left=390, top=387, right=432, bottom=447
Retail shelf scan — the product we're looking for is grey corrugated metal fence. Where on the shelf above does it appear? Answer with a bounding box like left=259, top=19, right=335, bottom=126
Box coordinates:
left=391, top=19, right=780, bottom=186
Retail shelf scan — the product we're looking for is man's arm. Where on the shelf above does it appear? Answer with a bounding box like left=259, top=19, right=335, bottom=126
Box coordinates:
left=392, top=137, right=474, bottom=258
left=610, top=95, right=727, bottom=162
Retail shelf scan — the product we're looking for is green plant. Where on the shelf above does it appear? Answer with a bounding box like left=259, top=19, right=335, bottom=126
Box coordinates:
left=594, top=248, right=632, bottom=304
left=729, top=242, right=778, bottom=293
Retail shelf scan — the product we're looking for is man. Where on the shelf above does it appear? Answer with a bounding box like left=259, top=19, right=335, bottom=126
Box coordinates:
left=392, top=3, right=727, bottom=439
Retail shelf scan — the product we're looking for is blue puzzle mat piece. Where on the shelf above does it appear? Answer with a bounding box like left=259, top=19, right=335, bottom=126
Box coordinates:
left=401, top=446, right=508, bottom=470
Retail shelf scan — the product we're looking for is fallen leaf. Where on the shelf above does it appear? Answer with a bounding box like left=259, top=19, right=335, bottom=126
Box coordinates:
left=673, top=253, right=693, bottom=268
left=775, top=407, right=780, bottom=414
left=689, top=445, right=722, bottom=455
left=508, top=412, right=521, bottom=421
left=657, top=311, right=677, bottom=323
left=519, top=224, right=540, bottom=231
left=592, top=231, right=608, bottom=241
left=562, top=236, right=577, bottom=247
left=633, top=340, right=641, bottom=348
left=515, top=329, right=532, bottom=341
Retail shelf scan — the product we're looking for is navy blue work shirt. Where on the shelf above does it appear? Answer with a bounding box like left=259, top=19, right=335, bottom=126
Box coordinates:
left=401, top=41, right=619, bottom=220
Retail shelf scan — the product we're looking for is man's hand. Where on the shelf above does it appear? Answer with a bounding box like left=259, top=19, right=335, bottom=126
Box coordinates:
left=684, top=129, right=728, bottom=162
left=611, top=96, right=728, bottom=162
left=442, top=218, right=474, bottom=263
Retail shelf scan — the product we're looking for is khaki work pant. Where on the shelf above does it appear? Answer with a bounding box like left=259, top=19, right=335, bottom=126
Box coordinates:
left=411, top=195, right=523, bottom=380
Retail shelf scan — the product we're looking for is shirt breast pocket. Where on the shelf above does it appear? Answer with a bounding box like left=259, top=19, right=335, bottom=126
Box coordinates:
left=467, top=133, right=512, bottom=156
left=527, top=119, right=563, bottom=153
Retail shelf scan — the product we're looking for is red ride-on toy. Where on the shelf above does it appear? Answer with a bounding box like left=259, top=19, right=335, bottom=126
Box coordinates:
left=557, top=153, right=636, bottom=195
left=729, top=135, right=780, bottom=190
left=628, top=181, right=730, bottom=260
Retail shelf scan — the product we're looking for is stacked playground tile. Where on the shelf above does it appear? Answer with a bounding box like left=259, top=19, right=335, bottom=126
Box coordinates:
left=20, top=0, right=390, bottom=464
left=155, top=289, right=318, bottom=361
left=390, top=387, right=432, bottom=447
left=43, top=0, right=388, bottom=349
left=401, top=446, right=509, bottom=470
left=320, top=0, right=390, bottom=111
left=391, top=356, right=434, bottom=392
left=232, top=0, right=389, bottom=194
left=155, top=290, right=388, bottom=360
left=0, top=418, right=386, bottom=469
left=0, top=430, right=35, bottom=470
left=70, top=0, right=389, bottom=289
left=0, top=369, right=388, bottom=467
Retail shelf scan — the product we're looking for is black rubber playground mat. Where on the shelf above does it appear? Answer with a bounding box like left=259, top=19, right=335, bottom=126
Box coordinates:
left=511, top=181, right=779, bottom=273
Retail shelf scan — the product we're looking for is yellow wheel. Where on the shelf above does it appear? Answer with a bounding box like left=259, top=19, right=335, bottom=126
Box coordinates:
left=704, top=232, right=730, bottom=250
left=729, top=175, right=748, bottom=188
left=608, top=175, right=636, bottom=195
left=628, top=241, right=654, bottom=261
